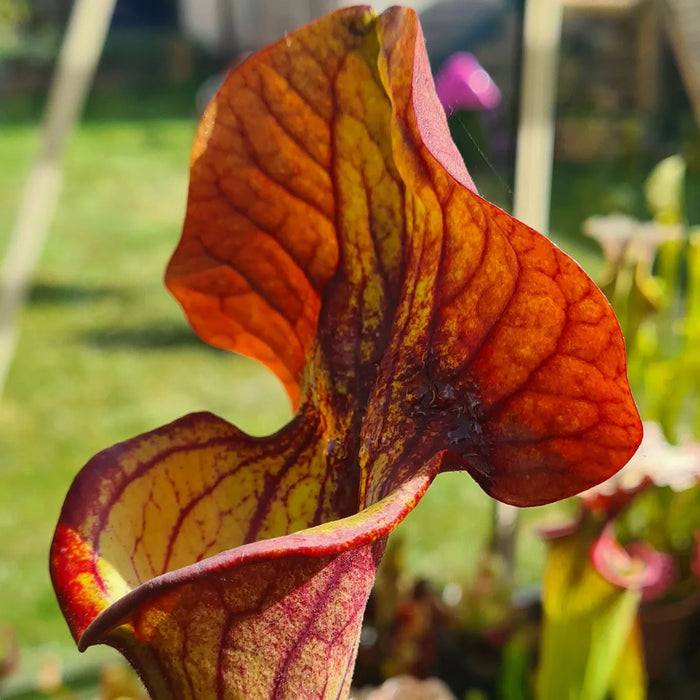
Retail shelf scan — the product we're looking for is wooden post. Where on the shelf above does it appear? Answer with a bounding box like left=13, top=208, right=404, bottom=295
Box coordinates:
left=513, top=0, right=563, bottom=234
left=495, top=0, right=564, bottom=583
left=0, top=0, right=117, bottom=397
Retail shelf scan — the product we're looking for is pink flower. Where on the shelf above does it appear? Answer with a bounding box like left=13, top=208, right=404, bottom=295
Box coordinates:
left=434, top=52, right=501, bottom=114
left=590, top=526, right=677, bottom=601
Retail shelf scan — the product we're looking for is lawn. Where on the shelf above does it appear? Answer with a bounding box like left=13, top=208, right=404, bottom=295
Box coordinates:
left=2, top=105, right=662, bottom=691
left=0, top=118, right=298, bottom=683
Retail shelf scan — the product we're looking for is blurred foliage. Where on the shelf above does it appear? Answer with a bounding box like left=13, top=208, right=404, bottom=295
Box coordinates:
left=537, top=153, right=700, bottom=700
left=0, top=0, right=29, bottom=27
left=582, top=155, right=700, bottom=441
left=355, top=541, right=541, bottom=699
left=645, top=155, right=686, bottom=225
left=0, top=0, right=29, bottom=52
left=617, top=485, right=700, bottom=603
left=537, top=525, right=644, bottom=700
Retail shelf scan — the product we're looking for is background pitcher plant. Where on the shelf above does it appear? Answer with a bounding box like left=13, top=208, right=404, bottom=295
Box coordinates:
left=50, top=6, right=642, bottom=699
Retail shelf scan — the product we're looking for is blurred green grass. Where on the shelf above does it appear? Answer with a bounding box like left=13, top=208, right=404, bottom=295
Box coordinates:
left=4, top=106, right=671, bottom=686
left=0, top=119, right=297, bottom=672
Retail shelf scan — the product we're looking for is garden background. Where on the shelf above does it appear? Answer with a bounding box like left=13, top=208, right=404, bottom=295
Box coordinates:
left=1, top=0, right=699, bottom=697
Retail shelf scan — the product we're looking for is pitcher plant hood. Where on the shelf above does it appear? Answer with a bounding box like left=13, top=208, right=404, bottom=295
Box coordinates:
left=51, top=6, right=642, bottom=699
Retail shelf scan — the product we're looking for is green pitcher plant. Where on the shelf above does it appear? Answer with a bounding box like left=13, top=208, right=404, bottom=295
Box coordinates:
left=50, top=6, right=642, bottom=699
